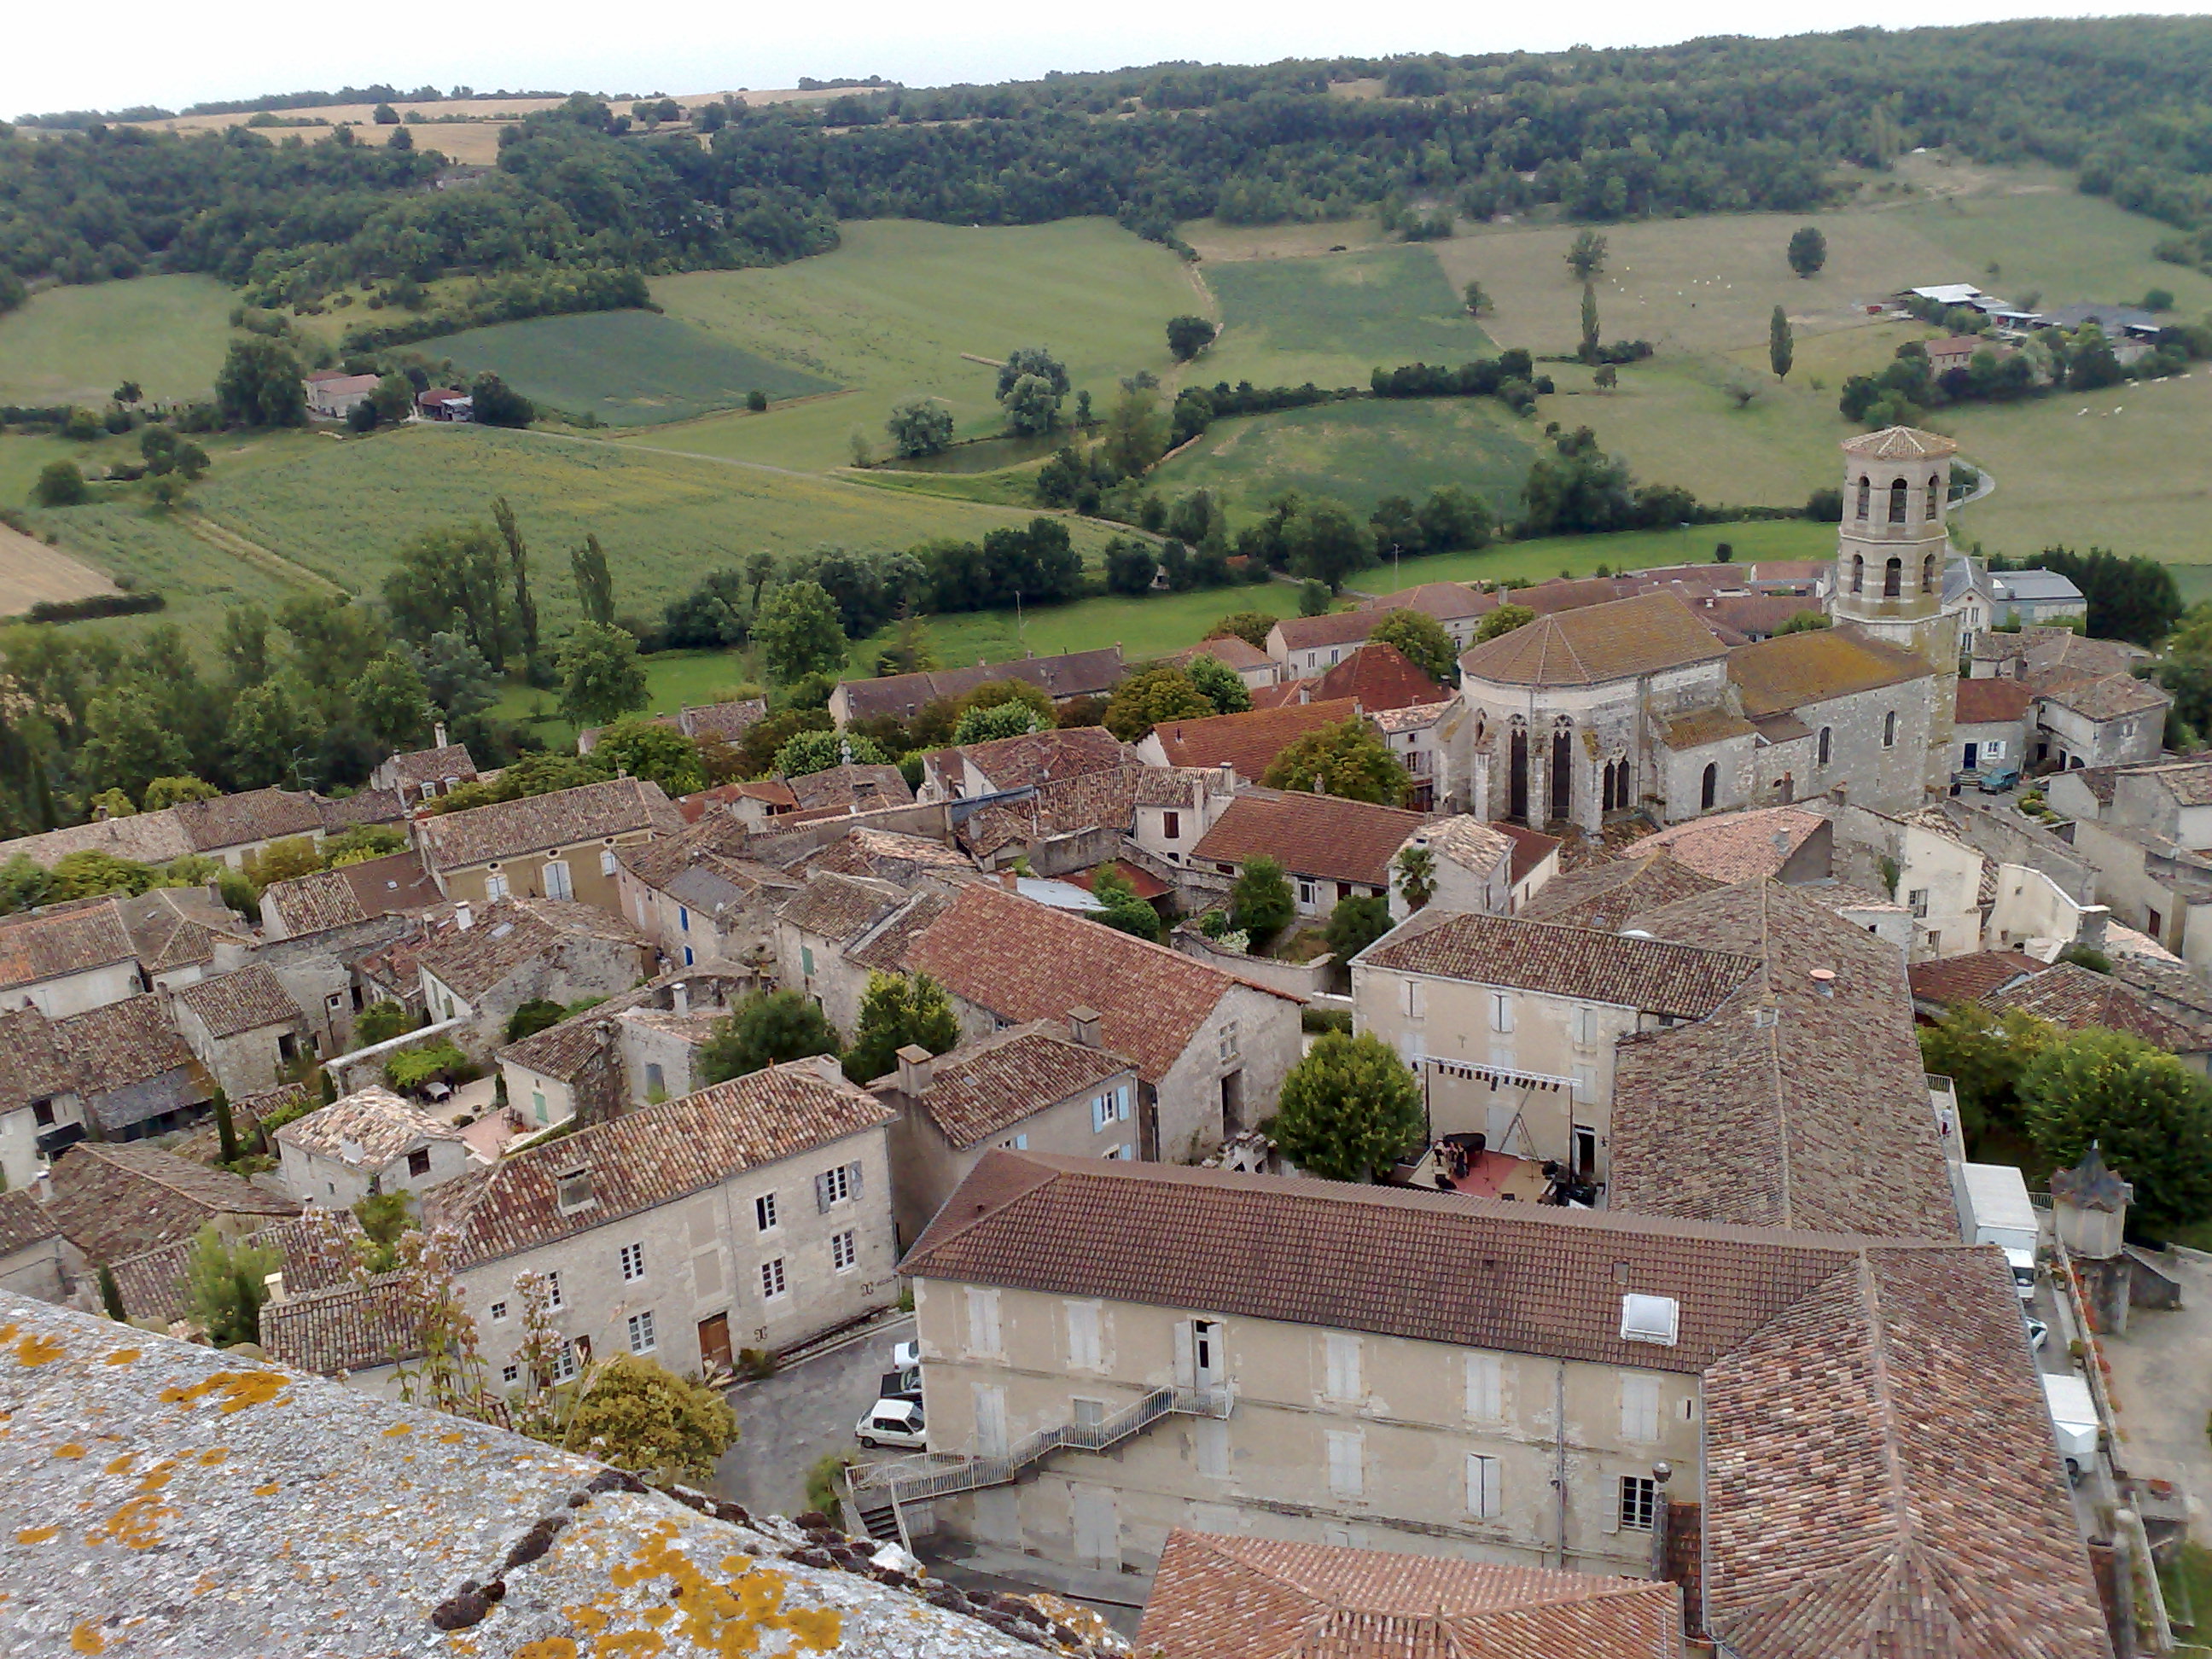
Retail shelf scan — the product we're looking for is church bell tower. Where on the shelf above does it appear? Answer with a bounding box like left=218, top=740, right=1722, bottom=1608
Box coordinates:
left=1828, top=425, right=1961, bottom=671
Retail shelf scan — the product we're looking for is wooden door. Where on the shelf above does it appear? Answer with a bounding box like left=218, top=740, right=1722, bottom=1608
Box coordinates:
left=696, top=1313, right=732, bottom=1374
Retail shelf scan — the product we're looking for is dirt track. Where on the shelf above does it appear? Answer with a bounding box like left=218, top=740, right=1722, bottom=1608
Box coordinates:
left=0, top=524, right=119, bottom=615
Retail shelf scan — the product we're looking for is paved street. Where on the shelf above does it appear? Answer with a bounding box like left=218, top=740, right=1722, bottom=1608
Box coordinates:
left=713, top=1312, right=915, bottom=1518
left=2104, top=1250, right=2212, bottom=1539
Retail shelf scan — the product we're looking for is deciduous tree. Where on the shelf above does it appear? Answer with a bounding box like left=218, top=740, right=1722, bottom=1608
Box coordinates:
left=569, top=534, right=617, bottom=628
left=754, top=580, right=847, bottom=683
left=700, top=991, right=841, bottom=1084
left=1229, top=855, right=1295, bottom=942
left=1166, top=315, right=1218, bottom=361
left=214, top=337, right=306, bottom=428
left=556, top=621, right=648, bottom=729
left=773, top=728, right=890, bottom=777
left=1475, top=603, right=1535, bottom=643
left=1102, top=665, right=1214, bottom=741
left=886, top=399, right=955, bottom=457
left=1324, top=894, right=1394, bottom=962
left=1185, top=652, right=1251, bottom=714
left=351, top=652, right=435, bottom=750
left=1787, top=224, right=1827, bottom=277
left=592, top=715, right=706, bottom=795
left=32, top=459, right=86, bottom=506
left=1208, top=612, right=1279, bottom=649
left=952, top=701, right=1039, bottom=743
left=1262, top=718, right=1412, bottom=806
left=1918, top=1003, right=2058, bottom=1144
left=562, top=1353, right=739, bottom=1484
left=1089, top=864, right=1164, bottom=942
left=843, top=971, right=961, bottom=1083
left=1103, top=536, right=1158, bottom=597
left=1565, top=230, right=1608, bottom=280
left=1371, top=609, right=1458, bottom=686
left=2023, top=1028, right=2212, bottom=1237
left=1272, top=1033, right=1423, bottom=1182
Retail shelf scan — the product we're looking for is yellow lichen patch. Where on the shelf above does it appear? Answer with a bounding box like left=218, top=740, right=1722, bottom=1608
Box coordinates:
left=562, top=1603, right=611, bottom=1635
left=439, top=1432, right=468, bottom=1445
left=103, top=1454, right=136, bottom=1476
left=0, top=1323, right=19, bottom=1342
left=513, top=1641, right=579, bottom=1659
left=15, top=1526, right=59, bottom=1544
left=86, top=1459, right=183, bottom=1551
left=52, top=1443, right=85, bottom=1459
left=253, top=1482, right=280, bottom=1497
left=601, top=1522, right=844, bottom=1656
left=196, top=1448, right=228, bottom=1467
left=160, top=1371, right=290, bottom=1415
left=102, top=1349, right=140, bottom=1366
left=68, top=1621, right=106, bottom=1653
left=381, top=1423, right=413, bottom=1437
left=15, top=1334, right=67, bottom=1367
left=600, top=1633, right=666, bottom=1656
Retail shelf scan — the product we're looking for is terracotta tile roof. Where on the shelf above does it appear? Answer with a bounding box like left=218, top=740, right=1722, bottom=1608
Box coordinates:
left=172, top=787, right=326, bottom=851
left=1271, top=610, right=1382, bottom=652
left=0, top=1188, right=60, bottom=1257
left=1987, top=962, right=2205, bottom=1050
left=1906, top=950, right=2043, bottom=1007
left=108, top=1210, right=362, bottom=1326
left=2042, top=671, right=2169, bottom=722
left=1955, top=678, right=2033, bottom=725
left=276, top=1084, right=467, bottom=1166
left=835, top=647, right=1126, bottom=723
left=0, top=901, right=135, bottom=990
left=1190, top=791, right=1428, bottom=888
left=845, top=890, right=956, bottom=975
left=423, top=1055, right=894, bottom=1266
left=46, top=1142, right=297, bottom=1264
left=1520, top=851, right=1725, bottom=933
left=1369, top=698, right=1455, bottom=734
left=1458, top=592, right=1728, bottom=688
left=783, top=827, right=974, bottom=885
left=780, top=872, right=907, bottom=944
left=415, top=899, right=650, bottom=1000
left=261, top=1273, right=425, bottom=1375
left=1148, top=700, right=1361, bottom=783
left=335, top=851, right=442, bottom=916
left=59, top=993, right=197, bottom=1101
left=415, top=778, right=682, bottom=872
left=1063, top=859, right=1171, bottom=902
left=1491, top=820, right=1563, bottom=885
left=905, top=1152, right=1875, bottom=1375
left=937, top=725, right=1131, bottom=794
left=1306, top=643, right=1452, bottom=713
left=263, top=869, right=370, bottom=934
left=1972, top=628, right=2146, bottom=680
left=1132, top=766, right=1232, bottom=808
left=879, top=1022, right=1135, bottom=1148
left=317, top=787, right=407, bottom=830
left=677, top=699, right=766, bottom=742
left=1518, top=574, right=1628, bottom=616
left=1629, top=806, right=1826, bottom=883
left=1139, top=1531, right=1684, bottom=1659
left=381, top=742, right=477, bottom=788
left=1703, top=1246, right=2110, bottom=1659
left=899, top=884, right=1295, bottom=1085
left=1355, top=579, right=1494, bottom=621
left=958, top=764, right=1144, bottom=860
left=1728, top=628, right=1930, bottom=717
left=1609, top=882, right=1961, bottom=1239
left=1362, top=909, right=1757, bottom=1015
left=115, top=888, right=248, bottom=973
left=787, top=762, right=916, bottom=813
left=1841, top=423, right=1959, bottom=459
left=173, top=963, right=306, bottom=1037
left=1662, top=707, right=1757, bottom=750
left=1417, top=815, right=1514, bottom=880
left=0, top=811, right=194, bottom=872
left=1173, top=634, right=1274, bottom=672
left=1708, top=592, right=1822, bottom=637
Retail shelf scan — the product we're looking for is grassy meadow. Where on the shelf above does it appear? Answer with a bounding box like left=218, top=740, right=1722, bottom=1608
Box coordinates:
left=643, top=218, right=1198, bottom=470
left=0, top=276, right=240, bottom=407
left=1199, top=244, right=1493, bottom=390
left=435, top=310, right=840, bottom=427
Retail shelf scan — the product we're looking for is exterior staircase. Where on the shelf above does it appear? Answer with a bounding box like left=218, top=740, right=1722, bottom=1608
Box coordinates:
left=841, top=1383, right=1232, bottom=1545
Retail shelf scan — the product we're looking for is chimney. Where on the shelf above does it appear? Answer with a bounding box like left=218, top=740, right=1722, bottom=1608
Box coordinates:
left=1068, top=1006, right=1102, bottom=1048
left=998, top=869, right=1019, bottom=892
left=2076, top=905, right=2111, bottom=952
left=263, top=1271, right=287, bottom=1307
left=434, top=721, right=448, bottom=749
left=896, top=1043, right=934, bottom=1097
left=671, top=981, right=690, bottom=1017
left=1218, top=760, right=1235, bottom=791
left=454, top=899, right=474, bottom=932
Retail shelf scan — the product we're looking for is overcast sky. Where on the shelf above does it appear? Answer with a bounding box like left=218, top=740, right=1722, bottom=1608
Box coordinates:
left=9, top=0, right=2209, bottom=118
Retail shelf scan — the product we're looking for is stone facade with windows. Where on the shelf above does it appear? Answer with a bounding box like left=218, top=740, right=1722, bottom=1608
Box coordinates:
left=415, top=778, right=683, bottom=919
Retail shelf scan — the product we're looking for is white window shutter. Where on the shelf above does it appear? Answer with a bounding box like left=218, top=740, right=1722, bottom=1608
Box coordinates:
left=814, top=1172, right=831, bottom=1214
left=847, top=1160, right=864, bottom=1198
left=1602, top=1479, right=1623, bottom=1534
left=1173, top=1320, right=1196, bottom=1389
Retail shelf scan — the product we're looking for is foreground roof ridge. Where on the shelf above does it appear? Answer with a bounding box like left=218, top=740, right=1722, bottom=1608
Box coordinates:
left=1858, top=1252, right=1917, bottom=1572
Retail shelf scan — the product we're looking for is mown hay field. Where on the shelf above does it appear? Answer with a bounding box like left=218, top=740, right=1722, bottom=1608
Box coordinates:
left=643, top=218, right=1198, bottom=469
left=436, top=310, right=840, bottom=427
left=0, top=276, right=240, bottom=407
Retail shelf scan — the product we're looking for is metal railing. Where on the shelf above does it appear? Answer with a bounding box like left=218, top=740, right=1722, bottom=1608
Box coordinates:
left=850, top=1383, right=1233, bottom=1508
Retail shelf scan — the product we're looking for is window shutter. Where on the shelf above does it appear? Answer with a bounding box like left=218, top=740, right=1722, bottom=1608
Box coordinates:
left=847, top=1161, right=864, bottom=1198
left=1116, top=1085, right=1131, bottom=1121
left=1173, top=1320, right=1196, bottom=1389
left=1602, top=1478, right=1624, bottom=1534
left=814, top=1172, right=832, bottom=1214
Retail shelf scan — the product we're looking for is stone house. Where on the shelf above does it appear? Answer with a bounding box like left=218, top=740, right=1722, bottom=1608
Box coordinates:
left=275, top=1084, right=474, bottom=1208
left=496, top=970, right=750, bottom=1132
left=1403, top=818, right=1520, bottom=917
left=1967, top=626, right=2168, bottom=771
left=1163, top=635, right=1279, bottom=690
left=420, top=1055, right=899, bottom=1382
left=1187, top=791, right=1429, bottom=923
left=1266, top=612, right=1383, bottom=678
left=1371, top=697, right=1473, bottom=812
left=788, top=763, right=916, bottom=817
left=368, top=735, right=477, bottom=807
left=1354, top=580, right=1499, bottom=650
left=1123, top=766, right=1238, bottom=872
left=1627, top=805, right=1833, bottom=887
left=2050, top=760, right=2212, bottom=966
left=1942, top=560, right=2087, bottom=647
left=258, top=854, right=442, bottom=942
left=413, top=899, right=656, bottom=1057
left=1953, top=677, right=2032, bottom=778
left=1824, top=803, right=1988, bottom=960
left=0, top=902, right=146, bottom=1017
left=868, top=1016, right=1142, bottom=1243
left=612, top=814, right=802, bottom=969
left=889, top=1152, right=2107, bottom=1656
left=1352, top=909, right=1757, bottom=1186
left=414, top=777, right=684, bottom=917
left=1253, top=643, right=1450, bottom=716
left=1136, top=700, right=1361, bottom=786
left=0, top=996, right=212, bottom=1191
left=304, top=370, right=381, bottom=418
left=42, top=1141, right=299, bottom=1270
left=170, top=786, right=405, bottom=871
left=169, top=963, right=313, bottom=1098
left=829, top=646, right=1126, bottom=728
left=0, top=1190, right=69, bottom=1301
left=917, top=726, right=1132, bottom=805
left=774, top=873, right=916, bottom=1034
left=896, top=882, right=1304, bottom=1161
left=955, top=765, right=1146, bottom=877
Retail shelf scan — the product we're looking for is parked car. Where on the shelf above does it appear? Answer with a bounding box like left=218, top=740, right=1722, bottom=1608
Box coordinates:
left=856, top=1398, right=927, bottom=1450
left=892, top=1339, right=921, bottom=1370
left=2024, top=1313, right=2049, bottom=1351
left=879, top=1367, right=921, bottom=1403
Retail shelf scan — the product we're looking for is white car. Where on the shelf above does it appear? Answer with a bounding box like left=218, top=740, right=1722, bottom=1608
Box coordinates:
left=892, top=1339, right=922, bottom=1370
left=856, top=1398, right=927, bottom=1450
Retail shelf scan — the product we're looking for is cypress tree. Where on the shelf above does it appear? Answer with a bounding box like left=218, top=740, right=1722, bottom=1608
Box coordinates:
left=97, top=1264, right=125, bottom=1321
left=1580, top=282, right=1600, bottom=364
left=212, top=1090, right=237, bottom=1166
left=1770, top=305, right=1794, bottom=380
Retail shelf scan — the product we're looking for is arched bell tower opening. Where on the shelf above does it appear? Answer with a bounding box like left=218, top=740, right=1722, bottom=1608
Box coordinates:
left=1828, top=426, right=1960, bottom=672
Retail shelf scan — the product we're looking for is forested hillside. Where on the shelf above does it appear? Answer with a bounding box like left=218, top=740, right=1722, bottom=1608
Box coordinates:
left=5, top=19, right=2212, bottom=310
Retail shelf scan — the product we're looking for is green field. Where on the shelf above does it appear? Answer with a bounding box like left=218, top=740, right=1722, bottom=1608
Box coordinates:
left=1360, top=519, right=1837, bottom=590
left=492, top=649, right=761, bottom=749
left=0, top=276, right=240, bottom=407
left=435, top=310, right=840, bottom=427
left=1151, top=397, right=1535, bottom=520
left=179, top=425, right=1121, bottom=628
left=642, top=218, right=1197, bottom=470
left=1199, top=245, right=1493, bottom=390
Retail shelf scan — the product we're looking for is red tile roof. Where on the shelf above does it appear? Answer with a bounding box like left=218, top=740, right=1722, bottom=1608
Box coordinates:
left=1361, top=909, right=1758, bottom=1016
left=1139, top=1531, right=1685, bottom=1659
left=1955, top=677, right=2034, bottom=725
left=1271, top=611, right=1382, bottom=652
left=1906, top=951, right=2042, bottom=1007
left=1306, top=643, right=1452, bottom=712
left=1520, top=851, right=1726, bottom=933
left=1458, top=592, right=1729, bottom=688
left=1148, top=700, right=1361, bottom=783
left=1356, top=580, right=1496, bottom=621
left=899, top=884, right=1296, bottom=1084
left=1629, top=806, right=1827, bottom=882
left=877, top=1023, right=1136, bottom=1149
left=1987, top=962, right=2205, bottom=1051
left=1491, top=820, right=1564, bottom=885
left=1190, top=791, right=1429, bottom=888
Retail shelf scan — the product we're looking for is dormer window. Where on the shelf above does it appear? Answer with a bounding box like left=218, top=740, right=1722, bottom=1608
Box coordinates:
left=556, top=1168, right=597, bottom=1214
left=1620, top=1294, right=1680, bottom=1347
